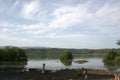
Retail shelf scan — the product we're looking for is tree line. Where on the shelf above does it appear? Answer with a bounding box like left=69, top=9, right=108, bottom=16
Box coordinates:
left=23, top=48, right=120, bottom=59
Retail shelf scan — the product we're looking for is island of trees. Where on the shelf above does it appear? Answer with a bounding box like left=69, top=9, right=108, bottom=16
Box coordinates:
left=60, top=51, right=73, bottom=60
left=60, top=51, right=73, bottom=66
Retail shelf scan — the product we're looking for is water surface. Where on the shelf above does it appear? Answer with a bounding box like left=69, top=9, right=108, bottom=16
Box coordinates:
left=25, top=57, right=119, bottom=71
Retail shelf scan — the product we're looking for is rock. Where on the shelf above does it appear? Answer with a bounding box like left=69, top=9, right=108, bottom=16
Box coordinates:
left=74, top=60, right=88, bottom=64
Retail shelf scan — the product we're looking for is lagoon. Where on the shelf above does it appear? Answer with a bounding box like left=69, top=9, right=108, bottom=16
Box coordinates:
left=25, top=57, right=120, bottom=71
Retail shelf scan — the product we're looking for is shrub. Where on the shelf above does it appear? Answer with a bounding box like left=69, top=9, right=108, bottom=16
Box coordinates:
left=103, top=49, right=120, bottom=66
left=114, top=56, right=120, bottom=66
left=60, top=51, right=73, bottom=60
left=0, top=46, right=27, bottom=61
left=60, top=51, right=73, bottom=66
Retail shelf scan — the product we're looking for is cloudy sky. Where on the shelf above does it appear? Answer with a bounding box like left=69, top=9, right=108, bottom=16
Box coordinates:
left=0, top=0, right=120, bottom=49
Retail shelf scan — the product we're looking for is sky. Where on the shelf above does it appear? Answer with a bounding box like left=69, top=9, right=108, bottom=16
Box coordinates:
left=0, top=0, right=120, bottom=49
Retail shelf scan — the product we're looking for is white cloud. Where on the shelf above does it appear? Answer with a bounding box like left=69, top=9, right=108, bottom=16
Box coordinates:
left=0, top=34, right=48, bottom=47
left=0, top=28, right=8, bottom=33
left=0, top=0, right=120, bottom=48
left=87, top=0, right=120, bottom=37
left=0, top=21, right=15, bottom=28
left=0, top=21, right=48, bottom=36
left=21, top=0, right=40, bottom=19
left=12, top=0, right=19, bottom=8
left=1, top=0, right=120, bottom=39
left=93, top=25, right=120, bottom=38
left=0, top=0, right=19, bottom=13
left=22, top=23, right=46, bottom=30
left=54, top=33, right=88, bottom=39
left=49, top=4, right=92, bottom=29
left=95, top=0, right=120, bottom=23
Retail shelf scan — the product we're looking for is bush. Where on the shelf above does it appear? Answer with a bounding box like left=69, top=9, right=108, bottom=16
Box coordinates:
left=114, top=56, right=120, bottom=66
left=59, top=51, right=73, bottom=66
left=103, top=49, right=120, bottom=66
left=60, top=51, right=73, bottom=60
left=0, top=46, right=27, bottom=61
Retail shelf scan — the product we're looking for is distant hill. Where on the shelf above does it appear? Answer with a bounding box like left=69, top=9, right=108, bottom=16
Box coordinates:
left=0, top=46, right=49, bottom=49
left=20, top=46, right=50, bottom=49
left=23, top=48, right=120, bottom=59
left=1, top=46, right=120, bottom=59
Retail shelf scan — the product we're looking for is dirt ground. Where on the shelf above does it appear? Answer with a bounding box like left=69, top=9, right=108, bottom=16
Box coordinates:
left=0, top=68, right=115, bottom=80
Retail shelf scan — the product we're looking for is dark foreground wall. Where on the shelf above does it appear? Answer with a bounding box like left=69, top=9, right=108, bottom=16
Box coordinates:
left=0, top=69, right=114, bottom=80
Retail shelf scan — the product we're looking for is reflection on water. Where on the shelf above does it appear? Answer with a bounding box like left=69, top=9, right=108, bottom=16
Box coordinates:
left=0, top=55, right=120, bottom=71
left=104, top=65, right=118, bottom=71
left=25, top=58, right=120, bottom=71
left=60, top=59, right=72, bottom=66
left=0, top=61, right=27, bottom=66
left=0, top=61, right=27, bottom=72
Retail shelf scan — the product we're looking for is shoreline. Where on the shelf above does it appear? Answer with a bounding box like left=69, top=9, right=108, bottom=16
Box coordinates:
left=0, top=68, right=116, bottom=80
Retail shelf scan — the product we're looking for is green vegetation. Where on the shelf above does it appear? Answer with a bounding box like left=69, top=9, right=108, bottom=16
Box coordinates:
left=0, top=47, right=27, bottom=61
left=114, top=56, right=120, bottom=66
left=60, top=59, right=72, bottom=66
left=22, top=48, right=120, bottom=59
left=103, top=49, right=120, bottom=66
left=117, top=40, right=120, bottom=46
left=24, top=48, right=115, bottom=59
left=60, top=51, right=73, bottom=66
left=24, top=48, right=110, bottom=55
left=60, top=51, right=73, bottom=60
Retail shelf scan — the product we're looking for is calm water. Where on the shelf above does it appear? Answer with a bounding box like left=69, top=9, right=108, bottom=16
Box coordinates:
left=25, top=57, right=120, bottom=71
